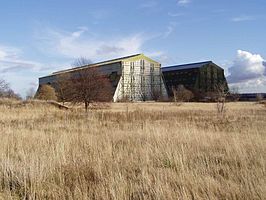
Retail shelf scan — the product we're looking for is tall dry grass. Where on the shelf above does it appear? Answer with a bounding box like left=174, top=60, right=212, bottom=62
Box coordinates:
left=0, top=100, right=265, bottom=199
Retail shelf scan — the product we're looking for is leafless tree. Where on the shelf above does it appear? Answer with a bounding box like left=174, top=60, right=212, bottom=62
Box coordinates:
left=5, top=89, right=21, bottom=100
left=215, top=83, right=229, bottom=116
left=54, top=74, right=71, bottom=105
left=54, top=57, right=92, bottom=105
left=172, top=86, right=178, bottom=103
left=0, top=78, right=21, bottom=99
left=150, top=88, right=162, bottom=101
left=139, top=88, right=148, bottom=102
left=71, top=57, right=92, bottom=68
left=67, top=58, right=112, bottom=112
left=229, top=86, right=240, bottom=102
left=0, top=78, right=9, bottom=97
left=171, top=87, right=181, bottom=106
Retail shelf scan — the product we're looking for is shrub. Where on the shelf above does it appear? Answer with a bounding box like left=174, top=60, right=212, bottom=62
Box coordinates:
left=172, top=85, right=194, bottom=102
left=35, top=84, right=57, bottom=101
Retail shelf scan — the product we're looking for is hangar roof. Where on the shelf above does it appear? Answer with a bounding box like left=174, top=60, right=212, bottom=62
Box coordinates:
left=40, top=53, right=160, bottom=78
left=162, top=61, right=213, bottom=72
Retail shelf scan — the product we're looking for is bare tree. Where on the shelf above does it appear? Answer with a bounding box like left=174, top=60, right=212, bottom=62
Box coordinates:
left=151, top=88, right=162, bottom=101
left=71, top=57, right=92, bottom=68
left=0, top=78, right=9, bottom=97
left=5, top=89, right=21, bottom=100
left=172, top=86, right=178, bottom=103
left=229, top=86, right=240, bottom=102
left=54, top=57, right=92, bottom=105
left=215, top=83, right=229, bottom=116
left=0, top=78, right=21, bottom=100
left=54, top=74, right=71, bottom=105
left=139, top=88, right=148, bottom=102
left=68, top=58, right=112, bottom=112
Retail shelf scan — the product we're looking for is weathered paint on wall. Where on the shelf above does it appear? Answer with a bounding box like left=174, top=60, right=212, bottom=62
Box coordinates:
left=113, top=59, right=168, bottom=102
left=38, top=54, right=168, bottom=102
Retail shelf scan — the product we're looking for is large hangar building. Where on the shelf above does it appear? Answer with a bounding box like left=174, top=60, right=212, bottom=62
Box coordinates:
left=39, top=54, right=228, bottom=102
left=162, top=61, right=228, bottom=98
left=39, top=54, right=168, bottom=102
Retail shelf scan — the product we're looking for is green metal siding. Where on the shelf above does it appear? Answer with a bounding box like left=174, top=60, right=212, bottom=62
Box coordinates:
left=162, top=63, right=228, bottom=97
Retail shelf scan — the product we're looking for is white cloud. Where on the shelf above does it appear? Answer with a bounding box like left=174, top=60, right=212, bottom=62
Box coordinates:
left=0, top=27, right=165, bottom=97
left=0, top=46, right=21, bottom=60
left=227, top=50, right=266, bottom=92
left=228, top=50, right=265, bottom=82
left=0, top=49, right=7, bottom=60
left=0, top=45, right=46, bottom=97
left=36, top=27, right=148, bottom=62
left=0, top=45, right=69, bottom=97
left=71, top=27, right=88, bottom=38
left=231, top=15, right=255, bottom=22
left=264, top=61, right=266, bottom=76
left=0, top=46, right=43, bottom=74
left=229, top=77, right=266, bottom=93
left=168, top=12, right=184, bottom=17
left=177, top=0, right=191, bottom=5
left=163, top=22, right=177, bottom=38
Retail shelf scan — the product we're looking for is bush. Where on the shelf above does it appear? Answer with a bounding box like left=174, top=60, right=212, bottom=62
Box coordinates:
left=35, top=84, right=57, bottom=101
left=172, top=85, right=194, bottom=102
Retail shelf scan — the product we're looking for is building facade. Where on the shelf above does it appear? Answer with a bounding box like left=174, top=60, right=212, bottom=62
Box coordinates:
left=238, top=93, right=266, bottom=101
left=39, top=54, right=168, bottom=102
left=162, top=61, right=228, bottom=98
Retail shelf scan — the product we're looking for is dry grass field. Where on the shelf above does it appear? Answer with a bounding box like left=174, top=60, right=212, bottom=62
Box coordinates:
left=0, top=99, right=265, bottom=199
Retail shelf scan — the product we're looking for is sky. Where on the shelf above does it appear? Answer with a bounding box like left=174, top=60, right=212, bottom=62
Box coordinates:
left=0, top=0, right=266, bottom=97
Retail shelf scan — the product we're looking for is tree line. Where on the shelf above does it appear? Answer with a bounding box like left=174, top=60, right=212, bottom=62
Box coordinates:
left=0, top=58, right=113, bottom=112
left=0, top=79, right=21, bottom=100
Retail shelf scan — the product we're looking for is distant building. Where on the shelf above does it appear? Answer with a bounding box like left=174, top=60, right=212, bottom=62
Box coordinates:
left=162, top=61, right=228, bottom=99
left=239, top=93, right=266, bottom=101
left=39, top=54, right=168, bottom=102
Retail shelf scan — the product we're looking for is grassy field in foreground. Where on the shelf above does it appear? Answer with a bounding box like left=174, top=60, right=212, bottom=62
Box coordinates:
left=0, top=100, right=265, bottom=199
